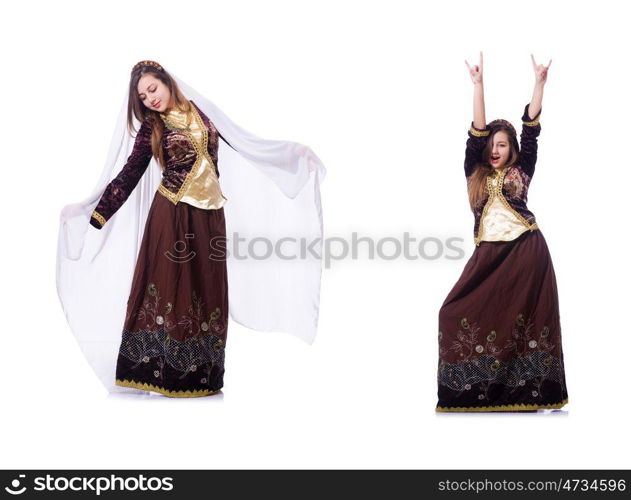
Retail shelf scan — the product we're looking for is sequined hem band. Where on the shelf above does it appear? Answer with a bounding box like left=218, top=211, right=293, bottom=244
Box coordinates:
left=436, top=397, right=568, bottom=413
left=115, top=378, right=221, bottom=398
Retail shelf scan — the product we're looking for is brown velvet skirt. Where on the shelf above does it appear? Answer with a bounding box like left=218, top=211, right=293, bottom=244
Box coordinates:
left=114, top=191, right=228, bottom=397
left=437, top=229, right=568, bottom=412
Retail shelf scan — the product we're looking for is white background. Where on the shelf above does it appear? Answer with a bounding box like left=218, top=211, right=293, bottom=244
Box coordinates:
left=1, top=0, right=629, bottom=468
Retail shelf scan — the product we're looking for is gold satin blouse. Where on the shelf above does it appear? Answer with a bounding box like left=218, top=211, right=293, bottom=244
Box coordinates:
left=159, top=105, right=227, bottom=210
left=478, top=171, right=529, bottom=242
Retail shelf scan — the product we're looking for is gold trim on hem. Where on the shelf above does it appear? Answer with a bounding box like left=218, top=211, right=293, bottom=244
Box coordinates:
left=115, top=379, right=220, bottom=398
left=436, top=398, right=568, bottom=413
left=91, top=210, right=106, bottom=227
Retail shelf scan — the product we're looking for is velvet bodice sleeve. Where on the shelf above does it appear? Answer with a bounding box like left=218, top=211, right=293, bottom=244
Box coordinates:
left=519, top=103, right=542, bottom=179
left=464, top=123, right=490, bottom=178
left=90, top=118, right=154, bottom=229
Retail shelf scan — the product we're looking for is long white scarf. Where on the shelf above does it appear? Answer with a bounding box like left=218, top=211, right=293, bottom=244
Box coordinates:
left=56, top=72, right=326, bottom=393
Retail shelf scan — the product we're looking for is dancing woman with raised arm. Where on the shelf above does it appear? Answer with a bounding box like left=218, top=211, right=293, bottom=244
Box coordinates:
left=436, top=53, right=568, bottom=412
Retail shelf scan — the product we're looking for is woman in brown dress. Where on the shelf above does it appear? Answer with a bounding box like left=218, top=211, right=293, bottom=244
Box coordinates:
left=88, top=62, right=235, bottom=397
left=436, top=53, right=568, bottom=411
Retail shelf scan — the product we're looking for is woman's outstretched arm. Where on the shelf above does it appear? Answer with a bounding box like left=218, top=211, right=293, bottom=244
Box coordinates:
left=90, top=118, right=155, bottom=229
left=527, top=53, right=550, bottom=119
left=465, top=51, right=486, bottom=128
left=464, top=51, right=489, bottom=177
left=520, top=54, right=550, bottom=178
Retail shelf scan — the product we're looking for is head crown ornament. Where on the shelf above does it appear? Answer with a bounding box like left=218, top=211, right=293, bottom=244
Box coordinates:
left=487, top=118, right=516, bottom=137
left=132, top=60, right=164, bottom=74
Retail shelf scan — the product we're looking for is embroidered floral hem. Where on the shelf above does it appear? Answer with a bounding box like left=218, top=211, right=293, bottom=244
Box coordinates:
left=437, top=347, right=567, bottom=410
left=115, top=326, right=226, bottom=396
left=436, top=354, right=567, bottom=411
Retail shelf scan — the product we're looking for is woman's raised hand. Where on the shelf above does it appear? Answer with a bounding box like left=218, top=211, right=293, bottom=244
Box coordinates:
left=465, top=51, right=484, bottom=85
left=531, top=54, right=551, bottom=85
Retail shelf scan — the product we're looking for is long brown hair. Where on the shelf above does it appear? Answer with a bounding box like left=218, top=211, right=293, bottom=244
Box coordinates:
left=127, top=63, right=190, bottom=170
left=467, top=120, right=520, bottom=209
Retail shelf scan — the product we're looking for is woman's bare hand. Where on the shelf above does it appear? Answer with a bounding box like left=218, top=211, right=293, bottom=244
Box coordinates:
left=531, top=54, right=551, bottom=85
left=465, top=51, right=484, bottom=85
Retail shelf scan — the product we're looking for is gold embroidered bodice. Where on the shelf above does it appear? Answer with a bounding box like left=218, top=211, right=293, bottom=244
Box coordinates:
left=159, top=105, right=227, bottom=210
left=478, top=170, right=529, bottom=242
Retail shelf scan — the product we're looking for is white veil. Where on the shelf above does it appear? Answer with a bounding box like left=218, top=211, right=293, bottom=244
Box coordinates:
left=56, top=71, right=326, bottom=393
